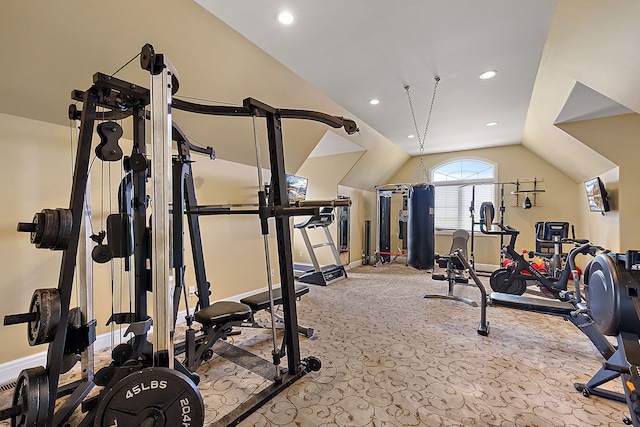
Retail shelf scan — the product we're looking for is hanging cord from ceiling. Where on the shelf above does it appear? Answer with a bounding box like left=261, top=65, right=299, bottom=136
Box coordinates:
left=404, top=76, right=440, bottom=183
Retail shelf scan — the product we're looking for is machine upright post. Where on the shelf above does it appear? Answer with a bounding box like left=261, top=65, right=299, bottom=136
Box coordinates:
left=149, top=56, right=174, bottom=368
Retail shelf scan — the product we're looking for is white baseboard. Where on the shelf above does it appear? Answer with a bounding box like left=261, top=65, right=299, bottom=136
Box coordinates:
left=346, top=260, right=362, bottom=270
left=474, top=263, right=499, bottom=273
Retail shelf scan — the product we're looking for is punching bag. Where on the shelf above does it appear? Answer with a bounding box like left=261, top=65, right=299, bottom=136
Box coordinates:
left=407, top=183, right=435, bottom=270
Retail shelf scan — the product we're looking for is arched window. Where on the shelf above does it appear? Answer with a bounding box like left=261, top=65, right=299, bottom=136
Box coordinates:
left=431, top=159, right=495, bottom=231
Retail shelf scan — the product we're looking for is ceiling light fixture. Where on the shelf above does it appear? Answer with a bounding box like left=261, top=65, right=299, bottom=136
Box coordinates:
left=369, top=99, right=380, bottom=105
left=486, top=121, right=499, bottom=127
left=277, top=11, right=294, bottom=25
left=479, top=70, right=498, bottom=80
left=407, top=135, right=415, bottom=139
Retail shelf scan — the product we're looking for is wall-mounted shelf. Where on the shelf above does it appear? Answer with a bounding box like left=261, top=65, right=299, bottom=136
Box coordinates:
left=510, top=178, right=544, bottom=208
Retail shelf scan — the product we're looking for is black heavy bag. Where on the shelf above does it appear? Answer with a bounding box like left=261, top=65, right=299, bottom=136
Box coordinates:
left=407, top=183, right=435, bottom=270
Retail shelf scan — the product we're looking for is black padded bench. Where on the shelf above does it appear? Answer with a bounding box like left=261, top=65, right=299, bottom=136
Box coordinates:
left=194, top=301, right=252, bottom=327
left=182, top=301, right=252, bottom=371
left=240, top=285, right=314, bottom=338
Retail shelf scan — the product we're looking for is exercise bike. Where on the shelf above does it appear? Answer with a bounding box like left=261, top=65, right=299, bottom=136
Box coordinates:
left=479, top=202, right=587, bottom=297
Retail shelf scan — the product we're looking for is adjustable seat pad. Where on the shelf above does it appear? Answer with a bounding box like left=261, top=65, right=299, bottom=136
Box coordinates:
left=241, top=285, right=309, bottom=312
left=194, top=301, right=251, bottom=327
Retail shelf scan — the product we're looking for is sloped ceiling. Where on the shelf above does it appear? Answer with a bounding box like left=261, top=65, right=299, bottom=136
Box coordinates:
left=197, top=0, right=556, bottom=156
left=522, top=0, right=640, bottom=183
left=0, top=0, right=407, bottom=190
left=555, top=81, right=634, bottom=124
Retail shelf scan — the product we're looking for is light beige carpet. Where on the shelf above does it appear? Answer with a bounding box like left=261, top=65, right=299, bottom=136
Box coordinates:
left=202, top=263, right=626, bottom=426
left=0, top=262, right=628, bottom=426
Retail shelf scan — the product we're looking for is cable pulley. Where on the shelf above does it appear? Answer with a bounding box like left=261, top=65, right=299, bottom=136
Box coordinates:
left=95, top=121, right=124, bottom=162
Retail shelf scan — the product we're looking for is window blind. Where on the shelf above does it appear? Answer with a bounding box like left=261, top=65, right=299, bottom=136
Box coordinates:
left=433, top=183, right=494, bottom=231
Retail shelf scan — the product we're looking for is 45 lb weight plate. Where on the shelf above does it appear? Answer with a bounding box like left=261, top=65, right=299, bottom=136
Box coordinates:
left=95, top=367, right=204, bottom=427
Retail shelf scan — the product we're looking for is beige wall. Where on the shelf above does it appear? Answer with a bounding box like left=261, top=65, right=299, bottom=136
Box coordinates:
left=522, top=0, right=640, bottom=183
left=387, top=145, right=579, bottom=266
left=557, top=113, right=640, bottom=251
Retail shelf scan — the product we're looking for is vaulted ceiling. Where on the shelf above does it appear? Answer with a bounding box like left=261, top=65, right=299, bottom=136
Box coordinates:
left=198, top=1, right=557, bottom=156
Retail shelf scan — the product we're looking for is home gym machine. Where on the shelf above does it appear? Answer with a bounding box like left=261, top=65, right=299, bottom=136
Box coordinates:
left=374, top=184, right=410, bottom=264
left=294, top=207, right=348, bottom=286
left=0, top=43, right=358, bottom=427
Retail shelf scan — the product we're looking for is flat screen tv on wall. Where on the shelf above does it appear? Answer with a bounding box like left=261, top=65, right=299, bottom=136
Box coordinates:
left=286, top=174, right=308, bottom=204
left=584, top=177, right=610, bottom=213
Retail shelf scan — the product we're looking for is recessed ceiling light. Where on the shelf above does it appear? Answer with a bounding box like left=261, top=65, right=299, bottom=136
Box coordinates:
left=369, top=99, right=380, bottom=105
left=479, top=70, right=498, bottom=80
left=486, top=121, right=499, bottom=127
left=277, top=11, right=294, bottom=25
left=407, top=134, right=415, bottom=139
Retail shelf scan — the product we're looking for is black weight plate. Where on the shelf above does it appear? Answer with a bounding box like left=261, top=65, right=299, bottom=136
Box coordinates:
left=12, top=366, right=48, bottom=427
left=95, top=367, right=204, bottom=427
left=28, top=289, right=61, bottom=346
left=29, top=212, right=45, bottom=246
left=37, top=209, right=58, bottom=249
left=53, top=208, right=72, bottom=250
left=489, top=268, right=526, bottom=295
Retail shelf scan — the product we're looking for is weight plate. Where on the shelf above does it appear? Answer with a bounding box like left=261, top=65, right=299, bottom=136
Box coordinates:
left=28, top=289, right=61, bottom=346
left=11, top=366, right=48, bottom=427
left=37, top=209, right=58, bottom=249
left=95, top=367, right=204, bottom=427
left=28, top=212, right=45, bottom=246
left=489, top=268, right=526, bottom=295
left=53, top=208, right=72, bottom=251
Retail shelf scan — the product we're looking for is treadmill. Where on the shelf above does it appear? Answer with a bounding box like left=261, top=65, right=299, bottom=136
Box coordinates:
left=294, top=208, right=347, bottom=286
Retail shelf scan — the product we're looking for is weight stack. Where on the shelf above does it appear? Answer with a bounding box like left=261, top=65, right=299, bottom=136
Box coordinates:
left=407, top=183, right=435, bottom=270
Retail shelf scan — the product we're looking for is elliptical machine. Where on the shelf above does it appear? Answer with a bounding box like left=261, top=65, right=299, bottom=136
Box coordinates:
left=479, top=202, right=586, bottom=297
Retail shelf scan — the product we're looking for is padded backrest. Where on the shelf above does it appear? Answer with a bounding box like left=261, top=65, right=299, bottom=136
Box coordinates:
left=450, top=229, right=469, bottom=260
left=479, top=202, right=495, bottom=232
